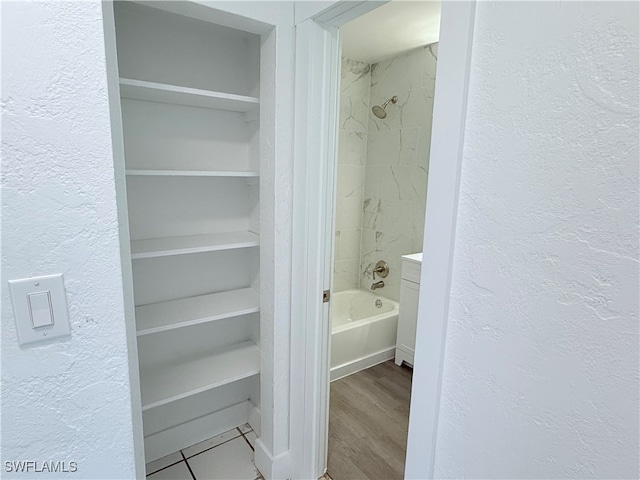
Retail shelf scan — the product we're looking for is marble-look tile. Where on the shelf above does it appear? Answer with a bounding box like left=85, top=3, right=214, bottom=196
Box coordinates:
left=366, top=130, right=399, bottom=166
left=335, top=228, right=361, bottom=262
left=372, top=47, right=427, bottom=94
left=363, top=166, right=384, bottom=200
left=335, top=196, right=363, bottom=230
left=423, top=43, right=438, bottom=90
left=363, top=167, right=377, bottom=197
left=397, top=128, right=421, bottom=165
left=335, top=57, right=371, bottom=290
left=366, top=129, right=420, bottom=166
left=367, top=165, right=428, bottom=203
left=399, top=87, right=434, bottom=129
left=334, top=259, right=360, bottom=292
left=337, top=164, right=365, bottom=199
left=336, top=46, right=437, bottom=301
left=370, top=54, right=411, bottom=99
left=363, top=198, right=420, bottom=238
left=359, top=229, right=378, bottom=270
left=416, top=126, right=432, bottom=169
left=362, top=198, right=382, bottom=230
left=338, top=130, right=368, bottom=165
left=341, top=58, right=371, bottom=97
left=397, top=165, right=428, bottom=203
left=368, top=166, right=401, bottom=201
left=380, top=200, right=416, bottom=234
left=340, top=96, right=369, bottom=134
left=412, top=203, right=427, bottom=249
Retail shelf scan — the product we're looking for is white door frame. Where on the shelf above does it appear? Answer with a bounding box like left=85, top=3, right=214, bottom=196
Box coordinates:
left=290, top=2, right=476, bottom=479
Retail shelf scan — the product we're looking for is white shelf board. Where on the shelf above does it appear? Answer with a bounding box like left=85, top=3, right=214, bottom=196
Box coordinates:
left=126, top=169, right=259, bottom=178
left=140, top=342, right=260, bottom=410
left=136, top=288, right=259, bottom=336
left=119, top=78, right=260, bottom=112
left=131, top=231, right=259, bottom=259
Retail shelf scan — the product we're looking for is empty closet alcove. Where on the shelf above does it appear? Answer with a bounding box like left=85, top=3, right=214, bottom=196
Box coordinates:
left=109, top=1, right=264, bottom=463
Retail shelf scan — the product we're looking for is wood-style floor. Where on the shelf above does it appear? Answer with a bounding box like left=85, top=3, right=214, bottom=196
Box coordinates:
left=327, top=361, right=413, bottom=480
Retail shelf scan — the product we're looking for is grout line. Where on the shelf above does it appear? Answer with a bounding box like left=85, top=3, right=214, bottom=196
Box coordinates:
left=146, top=459, right=184, bottom=477
left=241, top=432, right=254, bottom=452
left=180, top=451, right=197, bottom=480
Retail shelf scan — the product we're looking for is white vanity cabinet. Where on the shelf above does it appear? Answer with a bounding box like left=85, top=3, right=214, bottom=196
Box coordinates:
left=395, top=253, right=422, bottom=367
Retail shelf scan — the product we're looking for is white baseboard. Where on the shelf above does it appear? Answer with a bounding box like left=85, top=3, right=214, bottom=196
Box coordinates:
left=330, top=347, right=395, bottom=382
left=255, top=439, right=291, bottom=480
left=144, top=401, right=249, bottom=463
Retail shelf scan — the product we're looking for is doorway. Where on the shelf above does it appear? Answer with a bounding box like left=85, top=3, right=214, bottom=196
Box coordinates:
left=289, top=2, right=476, bottom=479
left=326, top=4, right=441, bottom=476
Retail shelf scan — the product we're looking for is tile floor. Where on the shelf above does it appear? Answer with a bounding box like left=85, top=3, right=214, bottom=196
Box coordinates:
left=146, top=424, right=262, bottom=480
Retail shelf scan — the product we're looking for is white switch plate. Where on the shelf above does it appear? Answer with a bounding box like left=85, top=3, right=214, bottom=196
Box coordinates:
left=9, top=274, right=71, bottom=346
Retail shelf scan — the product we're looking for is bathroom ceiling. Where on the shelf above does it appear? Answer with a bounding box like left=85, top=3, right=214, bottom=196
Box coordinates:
left=340, top=1, right=441, bottom=64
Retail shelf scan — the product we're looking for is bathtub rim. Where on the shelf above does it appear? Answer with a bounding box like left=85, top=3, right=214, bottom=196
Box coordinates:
left=331, top=288, right=399, bottom=334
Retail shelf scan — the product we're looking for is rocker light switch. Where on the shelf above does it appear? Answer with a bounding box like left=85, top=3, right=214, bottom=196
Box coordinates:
left=28, top=292, right=54, bottom=328
left=9, top=274, right=71, bottom=346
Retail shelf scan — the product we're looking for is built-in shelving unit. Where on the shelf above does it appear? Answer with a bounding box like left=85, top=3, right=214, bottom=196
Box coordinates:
left=120, top=78, right=259, bottom=112
left=112, top=0, right=262, bottom=464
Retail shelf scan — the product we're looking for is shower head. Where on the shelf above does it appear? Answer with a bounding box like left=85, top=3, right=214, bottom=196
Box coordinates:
left=372, top=96, right=398, bottom=119
left=372, top=105, right=387, bottom=119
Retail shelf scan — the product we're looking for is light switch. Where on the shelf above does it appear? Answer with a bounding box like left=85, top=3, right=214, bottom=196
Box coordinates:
left=28, top=292, right=54, bottom=328
left=9, top=274, right=71, bottom=346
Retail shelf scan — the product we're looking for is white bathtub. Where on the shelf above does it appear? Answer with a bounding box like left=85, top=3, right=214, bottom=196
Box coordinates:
left=330, top=289, right=399, bottom=381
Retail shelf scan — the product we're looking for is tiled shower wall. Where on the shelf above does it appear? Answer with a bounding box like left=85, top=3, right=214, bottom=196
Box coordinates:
left=361, top=44, right=438, bottom=301
left=334, top=58, right=371, bottom=291
left=334, top=45, right=438, bottom=299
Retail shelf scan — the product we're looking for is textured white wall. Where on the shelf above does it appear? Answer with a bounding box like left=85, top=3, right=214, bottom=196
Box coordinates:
left=1, top=2, right=137, bottom=478
left=434, top=2, right=639, bottom=478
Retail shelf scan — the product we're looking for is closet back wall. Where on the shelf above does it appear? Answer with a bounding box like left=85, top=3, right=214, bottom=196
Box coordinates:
left=114, top=2, right=260, bottom=96
left=121, top=100, right=259, bottom=172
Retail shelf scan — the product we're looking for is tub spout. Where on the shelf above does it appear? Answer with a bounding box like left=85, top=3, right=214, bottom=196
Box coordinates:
left=371, top=281, right=385, bottom=290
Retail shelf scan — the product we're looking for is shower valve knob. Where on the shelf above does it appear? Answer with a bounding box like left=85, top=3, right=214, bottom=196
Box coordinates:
left=372, top=260, right=389, bottom=279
